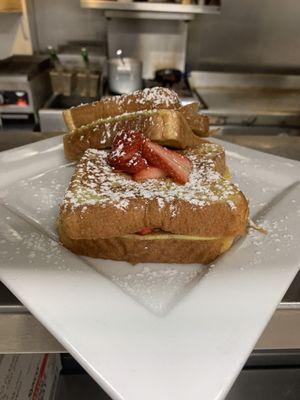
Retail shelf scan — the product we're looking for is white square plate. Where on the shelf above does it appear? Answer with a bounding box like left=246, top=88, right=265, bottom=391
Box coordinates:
left=0, top=136, right=299, bottom=400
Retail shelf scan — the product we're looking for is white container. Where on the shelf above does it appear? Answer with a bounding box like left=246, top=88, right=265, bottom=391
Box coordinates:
left=108, top=57, right=142, bottom=94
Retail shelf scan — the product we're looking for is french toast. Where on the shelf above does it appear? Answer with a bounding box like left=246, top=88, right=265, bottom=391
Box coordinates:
left=63, top=87, right=181, bottom=130
left=62, top=87, right=210, bottom=161
left=63, top=109, right=205, bottom=161
left=59, top=142, right=249, bottom=264
left=179, top=103, right=210, bottom=137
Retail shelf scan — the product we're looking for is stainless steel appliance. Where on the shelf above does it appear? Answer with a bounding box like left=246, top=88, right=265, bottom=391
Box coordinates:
left=0, top=55, right=52, bottom=130
left=107, top=57, right=142, bottom=94
left=155, top=68, right=182, bottom=87
left=189, top=71, right=300, bottom=134
left=48, top=46, right=105, bottom=97
left=39, top=45, right=106, bottom=132
left=39, top=94, right=99, bottom=132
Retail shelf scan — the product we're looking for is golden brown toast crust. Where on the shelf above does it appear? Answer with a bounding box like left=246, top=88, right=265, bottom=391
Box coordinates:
left=179, top=103, right=210, bottom=136
left=59, top=226, right=234, bottom=265
left=63, top=87, right=181, bottom=130
left=63, top=110, right=204, bottom=161
left=59, top=142, right=249, bottom=241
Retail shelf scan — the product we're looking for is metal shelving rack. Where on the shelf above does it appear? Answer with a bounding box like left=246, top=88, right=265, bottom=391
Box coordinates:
left=81, top=0, right=220, bottom=20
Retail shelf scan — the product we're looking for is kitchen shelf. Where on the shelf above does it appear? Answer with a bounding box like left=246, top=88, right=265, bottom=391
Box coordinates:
left=80, top=0, right=220, bottom=15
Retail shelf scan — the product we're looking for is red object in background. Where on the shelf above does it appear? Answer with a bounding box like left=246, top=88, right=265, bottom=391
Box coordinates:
left=16, top=98, right=28, bottom=107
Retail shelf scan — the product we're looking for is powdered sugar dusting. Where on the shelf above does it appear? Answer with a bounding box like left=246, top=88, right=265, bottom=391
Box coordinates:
left=71, top=110, right=158, bottom=148
left=72, top=87, right=180, bottom=111
left=61, top=143, right=239, bottom=212
left=109, top=264, right=205, bottom=315
left=67, top=87, right=182, bottom=149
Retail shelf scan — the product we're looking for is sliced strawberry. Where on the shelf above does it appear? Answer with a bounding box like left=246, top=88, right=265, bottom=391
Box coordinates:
left=113, top=129, right=144, bottom=150
left=142, top=140, right=191, bottom=184
left=138, top=227, right=153, bottom=235
left=133, top=166, right=167, bottom=182
left=121, top=153, right=148, bottom=174
left=169, top=150, right=192, bottom=171
left=108, top=130, right=144, bottom=169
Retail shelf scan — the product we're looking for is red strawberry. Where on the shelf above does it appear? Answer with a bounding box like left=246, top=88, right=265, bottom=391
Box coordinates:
left=108, top=130, right=144, bottom=168
left=138, top=227, right=153, bottom=235
left=133, top=166, right=167, bottom=182
left=121, top=153, right=148, bottom=174
left=142, top=140, right=191, bottom=184
left=169, top=150, right=192, bottom=170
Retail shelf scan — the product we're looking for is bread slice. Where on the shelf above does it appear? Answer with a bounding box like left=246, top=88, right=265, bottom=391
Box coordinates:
left=63, top=87, right=210, bottom=148
left=59, top=141, right=249, bottom=264
left=63, top=87, right=181, bottom=131
left=63, top=109, right=205, bottom=161
left=58, top=228, right=234, bottom=264
left=180, top=103, right=210, bottom=137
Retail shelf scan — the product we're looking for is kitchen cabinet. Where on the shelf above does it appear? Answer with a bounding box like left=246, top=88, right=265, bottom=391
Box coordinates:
left=0, top=0, right=22, bottom=13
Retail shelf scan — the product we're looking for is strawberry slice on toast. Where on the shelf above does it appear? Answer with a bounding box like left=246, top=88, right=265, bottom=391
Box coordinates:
left=142, top=139, right=191, bottom=184
left=122, top=153, right=148, bottom=174
left=134, top=166, right=166, bottom=182
left=108, top=130, right=147, bottom=174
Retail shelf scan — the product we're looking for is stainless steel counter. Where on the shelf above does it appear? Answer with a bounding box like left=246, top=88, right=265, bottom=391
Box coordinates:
left=217, top=133, right=300, bottom=162
left=189, top=71, right=300, bottom=128
left=0, top=131, right=63, bottom=152
left=0, top=131, right=299, bottom=353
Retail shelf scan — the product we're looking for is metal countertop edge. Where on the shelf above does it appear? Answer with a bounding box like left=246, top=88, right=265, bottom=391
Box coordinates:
left=1, top=305, right=300, bottom=354
left=1, top=301, right=299, bottom=315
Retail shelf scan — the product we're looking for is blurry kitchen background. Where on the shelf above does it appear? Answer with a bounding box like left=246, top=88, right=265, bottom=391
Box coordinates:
left=1, top=0, right=300, bottom=150
left=2, top=0, right=300, bottom=72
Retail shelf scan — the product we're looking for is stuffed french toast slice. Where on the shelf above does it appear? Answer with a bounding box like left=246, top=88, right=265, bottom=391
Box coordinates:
left=59, top=138, right=248, bottom=264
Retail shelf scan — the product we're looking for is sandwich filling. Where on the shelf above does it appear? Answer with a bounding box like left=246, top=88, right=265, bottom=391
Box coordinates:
left=125, top=233, right=235, bottom=253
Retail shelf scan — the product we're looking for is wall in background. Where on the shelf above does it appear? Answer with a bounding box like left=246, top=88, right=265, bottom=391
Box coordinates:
left=2, top=0, right=300, bottom=73
left=108, top=19, right=187, bottom=78
left=30, top=0, right=106, bottom=51
left=187, top=0, right=300, bottom=72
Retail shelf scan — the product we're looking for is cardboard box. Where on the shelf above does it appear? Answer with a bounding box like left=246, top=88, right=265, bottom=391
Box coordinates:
left=0, top=353, right=61, bottom=400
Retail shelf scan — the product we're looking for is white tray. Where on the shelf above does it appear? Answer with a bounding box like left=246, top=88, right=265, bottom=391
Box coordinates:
left=0, top=136, right=299, bottom=400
